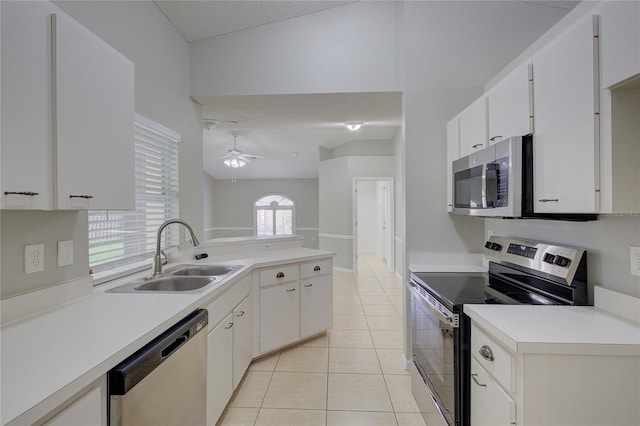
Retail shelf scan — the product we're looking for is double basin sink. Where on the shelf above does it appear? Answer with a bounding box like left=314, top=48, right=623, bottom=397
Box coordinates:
left=108, top=264, right=242, bottom=294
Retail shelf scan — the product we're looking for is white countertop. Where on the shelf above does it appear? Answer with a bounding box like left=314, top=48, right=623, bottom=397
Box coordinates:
left=0, top=247, right=333, bottom=425
left=464, top=304, right=640, bottom=356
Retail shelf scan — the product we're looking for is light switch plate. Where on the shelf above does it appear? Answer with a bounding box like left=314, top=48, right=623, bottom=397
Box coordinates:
left=58, top=240, right=74, bottom=267
left=25, top=244, right=45, bottom=274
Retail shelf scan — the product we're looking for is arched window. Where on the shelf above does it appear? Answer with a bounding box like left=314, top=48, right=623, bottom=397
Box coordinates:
left=255, top=195, right=295, bottom=236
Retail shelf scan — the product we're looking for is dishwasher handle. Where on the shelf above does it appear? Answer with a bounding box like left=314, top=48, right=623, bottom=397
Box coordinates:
left=161, top=332, right=189, bottom=359
left=108, top=309, right=208, bottom=395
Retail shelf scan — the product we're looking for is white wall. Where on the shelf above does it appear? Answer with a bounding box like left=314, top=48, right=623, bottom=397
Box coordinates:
left=206, top=179, right=319, bottom=249
left=1, top=1, right=201, bottom=299
left=190, top=1, right=402, bottom=96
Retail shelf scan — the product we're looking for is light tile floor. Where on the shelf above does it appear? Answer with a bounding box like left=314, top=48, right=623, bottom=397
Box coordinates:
left=217, top=254, right=438, bottom=426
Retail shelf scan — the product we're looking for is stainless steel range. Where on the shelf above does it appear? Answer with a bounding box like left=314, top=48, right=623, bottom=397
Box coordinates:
left=409, top=236, right=588, bottom=426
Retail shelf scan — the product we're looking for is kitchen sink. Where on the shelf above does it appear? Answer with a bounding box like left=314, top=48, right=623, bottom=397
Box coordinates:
left=170, top=264, right=239, bottom=277
left=107, top=264, right=243, bottom=294
left=134, top=276, right=216, bottom=292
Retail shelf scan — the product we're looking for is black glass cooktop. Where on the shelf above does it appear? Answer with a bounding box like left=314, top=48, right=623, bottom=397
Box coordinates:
left=410, top=271, right=560, bottom=311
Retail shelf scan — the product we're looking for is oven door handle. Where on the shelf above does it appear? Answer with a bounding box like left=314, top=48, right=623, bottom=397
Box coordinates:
left=409, top=282, right=458, bottom=328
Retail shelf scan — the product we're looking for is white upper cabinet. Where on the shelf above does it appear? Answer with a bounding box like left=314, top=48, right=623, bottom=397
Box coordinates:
left=532, top=15, right=599, bottom=214
left=458, top=96, right=488, bottom=158
left=599, top=1, right=640, bottom=88
left=1, top=2, right=135, bottom=210
left=486, top=61, right=533, bottom=143
left=53, top=13, right=135, bottom=210
left=1, top=2, right=54, bottom=209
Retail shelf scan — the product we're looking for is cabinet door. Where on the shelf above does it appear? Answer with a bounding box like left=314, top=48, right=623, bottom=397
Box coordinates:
left=470, top=358, right=516, bottom=426
left=300, top=275, right=333, bottom=338
left=487, top=61, right=532, bottom=142
left=207, top=314, right=233, bottom=426
left=1, top=2, right=55, bottom=209
left=259, top=281, right=300, bottom=353
left=446, top=117, right=459, bottom=212
left=532, top=15, right=599, bottom=213
left=458, top=96, right=488, bottom=158
left=599, top=1, right=640, bottom=88
left=233, top=296, right=253, bottom=390
left=43, top=379, right=106, bottom=426
left=52, top=13, right=135, bottom=210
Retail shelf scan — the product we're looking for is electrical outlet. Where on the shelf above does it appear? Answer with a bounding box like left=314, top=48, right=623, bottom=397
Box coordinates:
left=25, top=244, right=45, bottom=274
left=630, top=246, right=640, bottom=277
left=58, top=240, right=74, bottom=267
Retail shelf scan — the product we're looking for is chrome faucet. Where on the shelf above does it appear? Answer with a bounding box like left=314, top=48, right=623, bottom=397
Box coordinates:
left=153, top=219, right=200, bottom=276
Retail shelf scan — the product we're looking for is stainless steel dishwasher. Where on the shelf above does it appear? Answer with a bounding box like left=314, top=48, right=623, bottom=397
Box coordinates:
left=108, top=309, right=208, bottom=426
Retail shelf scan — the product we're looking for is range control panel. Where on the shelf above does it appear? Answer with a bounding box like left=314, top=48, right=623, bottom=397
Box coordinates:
left=483, top=236, right=586, bottom=285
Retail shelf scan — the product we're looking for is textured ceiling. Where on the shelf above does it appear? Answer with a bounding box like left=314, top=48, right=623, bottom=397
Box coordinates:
left=154, top=0, right=355, bottom=41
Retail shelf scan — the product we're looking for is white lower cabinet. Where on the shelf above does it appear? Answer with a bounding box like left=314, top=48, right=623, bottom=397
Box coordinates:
left=300, top=275, right=333, bottom=338
left=232, top=296, right=252, bottom=389
left=41, top=378, right=106, bottom=426
left=206, top=313, right=234, bottom=426
left=259, top=280, right=301, bottom=354
left=255, top=257, right=333, bottom=355
left=471, top=322, right=640, bottom=425
left=470, top=358, right=515, bottom=426
left=202, top=275, right=252, bottom=425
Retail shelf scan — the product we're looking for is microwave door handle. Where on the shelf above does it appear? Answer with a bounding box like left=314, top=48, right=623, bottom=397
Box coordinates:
left=485, top=163, right=499, bottom=207
left=482, top=164, right=488, bottom=208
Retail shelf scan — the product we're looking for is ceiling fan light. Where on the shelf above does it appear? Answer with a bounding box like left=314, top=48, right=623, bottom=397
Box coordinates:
left=224, top=157, right=246, bottom=168
left=345, top=121, right=364, bottom=132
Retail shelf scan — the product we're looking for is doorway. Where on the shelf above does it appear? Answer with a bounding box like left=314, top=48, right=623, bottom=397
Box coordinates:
left=353, top=178, right=394, bottom=273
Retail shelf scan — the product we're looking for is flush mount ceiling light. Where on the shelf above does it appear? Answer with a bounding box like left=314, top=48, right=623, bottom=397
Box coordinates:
left=345, top=121, right=364, bottom=132
left=219, top=134, right=263, bottom=168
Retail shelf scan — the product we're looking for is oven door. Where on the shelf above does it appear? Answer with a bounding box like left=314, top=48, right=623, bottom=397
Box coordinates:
left=410, top=281, right=457, bottom=426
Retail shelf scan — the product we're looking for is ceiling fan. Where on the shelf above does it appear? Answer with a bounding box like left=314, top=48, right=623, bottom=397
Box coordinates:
left=202, top=118, right=239, bottom=130
left=219, top=134, right=263, bottom=168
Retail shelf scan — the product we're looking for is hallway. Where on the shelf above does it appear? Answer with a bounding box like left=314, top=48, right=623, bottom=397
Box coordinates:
left=217, top=254, right=443, bottom=425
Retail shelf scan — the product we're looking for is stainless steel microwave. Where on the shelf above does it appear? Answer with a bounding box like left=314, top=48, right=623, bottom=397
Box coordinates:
left=452, top=135, right=597, bottom=220
left=452, top=136, right=524, bottom=217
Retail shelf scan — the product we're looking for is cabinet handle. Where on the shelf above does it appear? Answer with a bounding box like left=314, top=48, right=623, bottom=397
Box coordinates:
left=538, top=198, right=559, bottom=203
left=4, top=191, right=39, bottom=196
left=304, top=283, right=313, bottom=288
left=471, top=373, right=487, bottom=387
left=313, top=265, right=321, bottom=272
left=225, top=322, right=234, bottom=329
left=472, top=143, right=484, bottom=149
left=479, top=345, right=495, bottom=361
left=489, top=135, right=502, bottom=141
left=69, top=194, right=94, bottom=199
left=276, top=272, right=285, bottom=278
left=236, top=311, right=245, bottom=317
left=286, top=288, right=296, bottom=292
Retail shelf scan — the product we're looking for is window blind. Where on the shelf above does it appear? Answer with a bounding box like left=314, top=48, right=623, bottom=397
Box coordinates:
left=88, top=116, right=180, bottom=274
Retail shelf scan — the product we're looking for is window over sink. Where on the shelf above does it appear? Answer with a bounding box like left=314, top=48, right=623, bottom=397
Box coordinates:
left=88, top=115, right=180, bottom=276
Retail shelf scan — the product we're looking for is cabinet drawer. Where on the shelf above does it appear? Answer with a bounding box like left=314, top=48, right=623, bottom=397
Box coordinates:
left=470, top=358, right=516, bottom=426
left=259, top=265, right=299, bottom=287
left=471, top=324, right=516, bottom=393
left=300, top=259, right=332, bottom=278
left=202, top=274, right=250, bottom=329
